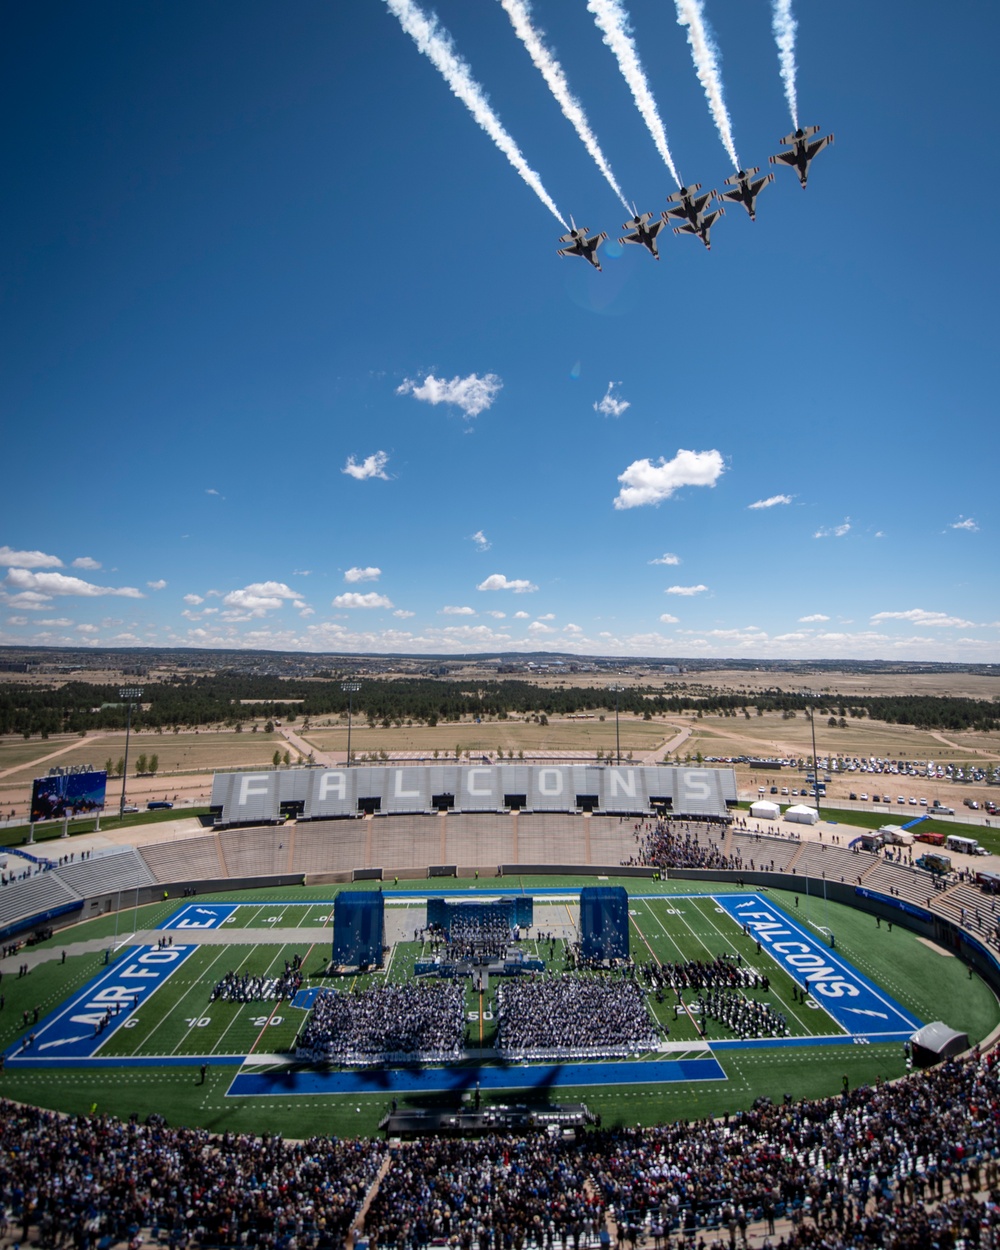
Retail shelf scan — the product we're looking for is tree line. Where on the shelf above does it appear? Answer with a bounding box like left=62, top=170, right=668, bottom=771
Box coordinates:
left=0, top=674, right=997, bottom=739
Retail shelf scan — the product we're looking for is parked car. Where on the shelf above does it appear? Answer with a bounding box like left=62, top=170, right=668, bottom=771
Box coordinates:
left=147, top=800, right=174, bottom=810
left=770, top=786, right=779, bottom=794
left=849, top=792, right=857, bottom=801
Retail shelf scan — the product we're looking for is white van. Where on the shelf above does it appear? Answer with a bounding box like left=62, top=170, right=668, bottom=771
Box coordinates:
left=945, top=834, right=989, bottom=856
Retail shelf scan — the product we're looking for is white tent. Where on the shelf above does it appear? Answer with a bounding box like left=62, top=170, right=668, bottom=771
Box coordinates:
left=879, top=824, right=915, bottom=846
left=784, top=803, right=819, bottom=825
left=750, top=800, right=780, bottom=820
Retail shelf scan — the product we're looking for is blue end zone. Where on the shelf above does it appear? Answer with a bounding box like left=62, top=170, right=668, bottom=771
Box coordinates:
left=715, top=894, right=921, bottom=1037
left=159, top=903, right=238, bottom=930
left=228, top=1056, right=726, bottom=1099
left=4, top=943, right=196, bottom=1063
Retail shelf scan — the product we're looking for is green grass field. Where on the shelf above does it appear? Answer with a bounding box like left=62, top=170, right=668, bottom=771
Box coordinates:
left=1, top=879, right=997, bottom=1139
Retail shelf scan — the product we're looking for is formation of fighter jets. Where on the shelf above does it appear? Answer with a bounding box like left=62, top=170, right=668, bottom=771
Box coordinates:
left=559, top=125, right=833, bottom=270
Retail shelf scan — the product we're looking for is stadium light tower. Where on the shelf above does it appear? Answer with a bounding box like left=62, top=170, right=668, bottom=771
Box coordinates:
left=608, top=683, right=625, bottom=765
left=118, top=686, right=144, bottom=819
left=342, top=681, right=361, bottom=766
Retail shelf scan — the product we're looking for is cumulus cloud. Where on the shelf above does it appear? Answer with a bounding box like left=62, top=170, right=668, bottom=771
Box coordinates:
left=659, top=613, right=679, bottom=624
left=470, top=530, right=491, bottom=552
left=183, top=593, right=204, bottom=605
left=397, top=372, right=502, bottom=419
left=206, top=488, right=224, bottom=498
left=342, top=451, right=390, bottom=481
left=665, top=584, right=708, bottom=596
left=477, top=573, right=538, bottom=593
left=147, top=579, right=167, bottom=591
left=799, top=613, right=830, bottom=623
left=513, top=610, right=530, bottom=620
left=949, top=516, right=979, bottom=532
left=76, top=623, right=98, bottom=634
left=344, top=566, right=381, bottom=583
left=332, top=591, right=394, bottom=609
left=871, top=608, right=975, bottom=628
left=748, top=494, right=792, bottom=510
left=565, top=623, right=583, bottom=633
left=814, top=521, right=851, bottom=538
left=594, top=381, right=630, bottom=418
left=0, top=547, right=63, bottom=569
left=6, top=569, right=143, bottom=599
left=614, top=449, right=725, bottom=510
left=649, top=553, right=681, bottom=566
left=441, top=605, right=476, bottom=615
left=222, top=582, right=305, bottom=619
left=393, top=608, right=415, bottom=619
left=6, top=592, right=51, bottom=609
left=38, top=618, right=73, bottom=627
left=72, top=556, right=102, bottom=570
left=528, top=620, right=555, bottom=634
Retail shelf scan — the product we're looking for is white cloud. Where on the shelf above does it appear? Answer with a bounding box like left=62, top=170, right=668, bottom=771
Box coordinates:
left=470, top=530, right=491, bottom=552
left=614, top=449, right=725, bottom=510
left=0, top=547, right=63, bottom=569
left=513, top=610, right=530, bottom=619
left=222, top=581, right=305, bottom=619
left=342, top=451, right=390, bottom=481
left=392, top=608, right=415, bottom=619
left=477, top=573, right=538, bottom=593
left=871, top=608, right=975, bottom=628
left=183, top=593, right=204, bottom=605
left=565, top=623, right=583, bottom=633
left=76, top=623, right=99, bottom=634
left=537, top=613, right=555, bottom=621
left=485, top=610, right=506, bottom=619
left=332, top=591, right=394, bottom=609
left=748, top=494, right=792, bottom=510
left=147, top=579, right=167, bottom=591
left=528, top=620, right=555, bottom=635
left=6, top=616, right=28, bottom=626
left=344, top=566, right=381, bottom=583
left=949, top=516, right=979, bottom=532
left=72, top=556, right=102, bottom=570
left=38, top=618, right=73, bottom=627
left=293, top=569, right=312, bottom=577
left=665, top=584, right=708, bottom=596
left=659, top=613, right=679, bottom=624
left=441, top=605, right=476, bottom=615
left=649, top=553, right=681, bottom=566
left=874, top=531, right=886, bottom=539
left=799, top=613, right=830, bottom=623
left=814, top=521, right=851, bottom=538
left=397, top=372, right=502, bottom=419
left=6, top=569, right=143, bottom=599
left=206, top=487, right=222, bottom=497
left=6, top=592, right=51, bottom=609
left=594, top=381, right=630, bottom=418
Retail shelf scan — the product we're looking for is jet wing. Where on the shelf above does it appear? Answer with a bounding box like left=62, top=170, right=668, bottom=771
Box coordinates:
left=769, top=150, right=799, bottom=168
left=806, top=134, right=834, bottom=157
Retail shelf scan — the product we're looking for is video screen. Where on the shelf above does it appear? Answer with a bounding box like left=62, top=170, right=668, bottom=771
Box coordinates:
left=30, top=771, right=108, bottom=823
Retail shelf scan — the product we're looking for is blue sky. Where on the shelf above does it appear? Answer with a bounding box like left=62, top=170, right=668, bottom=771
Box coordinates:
left=1, top=0, right=996, bottom=661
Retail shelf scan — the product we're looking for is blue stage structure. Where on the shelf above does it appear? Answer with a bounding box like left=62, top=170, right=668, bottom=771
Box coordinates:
left=332, top=891, right=384, bottom=968
left=579, top=886, right=629, bottom=961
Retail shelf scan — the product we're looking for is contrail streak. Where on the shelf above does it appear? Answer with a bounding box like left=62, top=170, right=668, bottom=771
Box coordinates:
left=674, top=0, right=740, bottom=170
left=384, top=0, right=567, bottom=227
left=586, top=0, right=682, bottom=187
left=771, top=0, right=799, bottom=129
left=501, top=0, right=630, bottom=211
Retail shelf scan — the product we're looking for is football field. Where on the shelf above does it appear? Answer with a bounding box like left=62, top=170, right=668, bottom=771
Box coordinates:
left=0, top=880, right=995, bottom=1137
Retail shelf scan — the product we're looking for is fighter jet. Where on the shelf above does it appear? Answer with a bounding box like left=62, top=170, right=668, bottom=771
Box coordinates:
left=556, top=219, right=607, bottom=270
left=662, top=184, right=724, bottom=251
left=718, top=167, right=774, bottom=221
left=618, top=209, right=667, bottom=260
left=769, top=125, right=834, bottom=189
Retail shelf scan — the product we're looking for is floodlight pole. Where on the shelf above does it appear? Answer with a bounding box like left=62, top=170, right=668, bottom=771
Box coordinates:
left=342, top=681, right=361, bottom=767
left=609, top=684, right=625, bottom=765
left=119, top=686, right=144, bottom=819
left=809, top=701, right=821, bottom=821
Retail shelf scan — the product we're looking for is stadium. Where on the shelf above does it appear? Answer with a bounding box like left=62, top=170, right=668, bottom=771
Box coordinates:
left=2, top=762, right=1000, bottom=1247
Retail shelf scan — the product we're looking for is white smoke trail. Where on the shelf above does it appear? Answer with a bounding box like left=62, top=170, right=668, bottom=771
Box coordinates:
left=384, top=0, right=567, bottom=227
left=500, top=0, right=630, bottom=211
left=586, top=0, right=682, bottom=187
left=771, top=0, right=799, bottom=129
left=674, top=0, right=740, bottom=170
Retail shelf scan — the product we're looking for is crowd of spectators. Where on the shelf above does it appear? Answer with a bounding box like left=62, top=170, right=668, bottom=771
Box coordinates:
left=211, top=955, right=303, bottom=1004
left=296, top=982, right=466, bottom=1064
left=441, top=914, right=512, bottom=963
left=495, top=972, right=660, bottom=1058
left=0, top=1102, right=383, bottom=1249
left=4, top=1052, right=1000, bottom=1247
left=634, top=822, right=739, bottom=873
